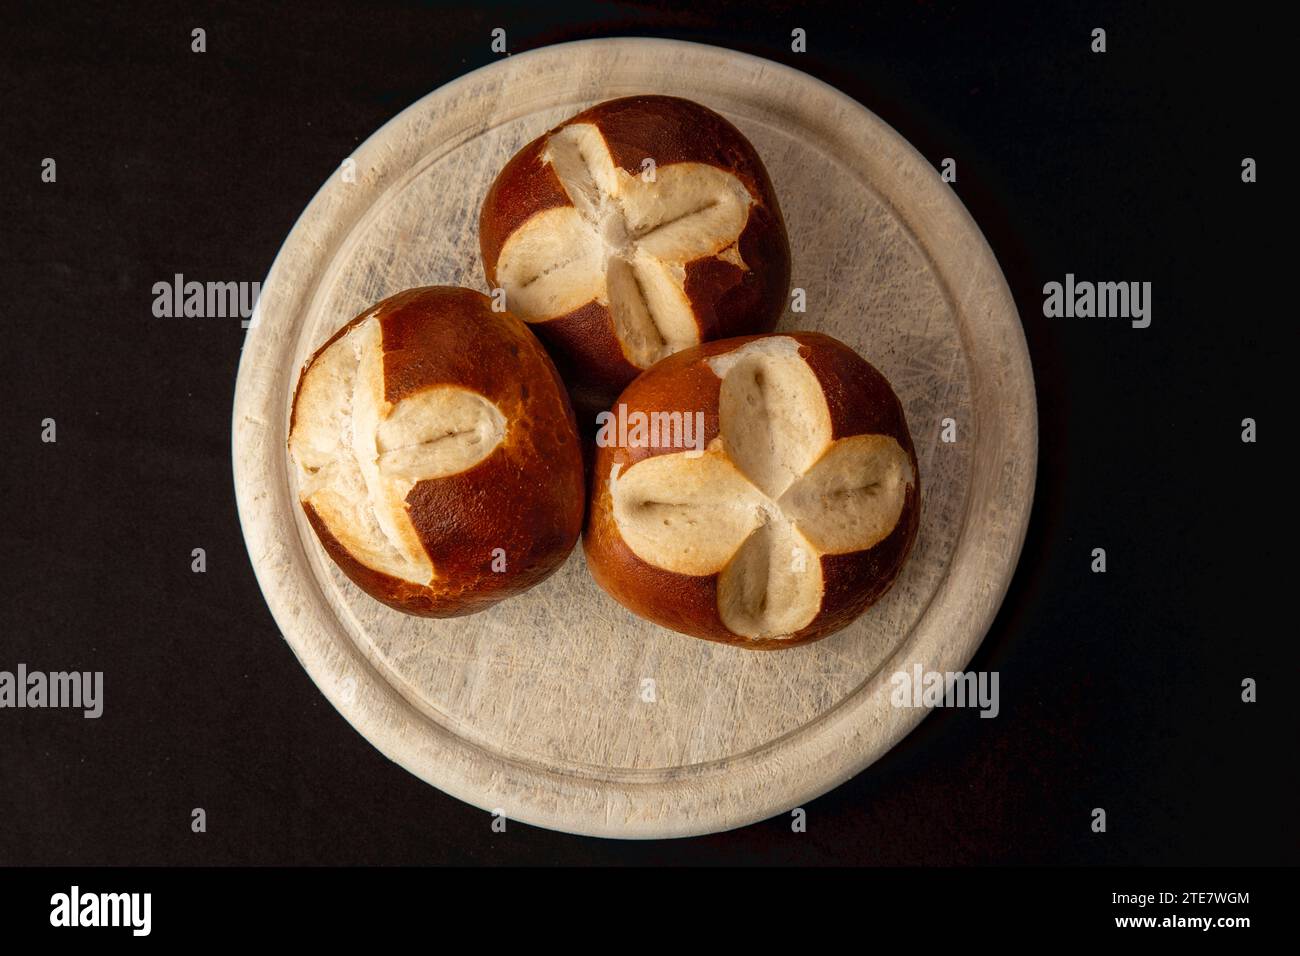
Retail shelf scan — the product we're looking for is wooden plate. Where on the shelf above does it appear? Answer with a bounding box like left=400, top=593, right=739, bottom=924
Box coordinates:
left=232, top=38, right=1036, bottom=838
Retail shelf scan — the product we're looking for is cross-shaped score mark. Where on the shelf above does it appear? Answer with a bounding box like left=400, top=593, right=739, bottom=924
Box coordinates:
left=495, top=122, right=755, bottom=369
left=607, top=338, right=914, bottom=640
left=291, top=316, right=507, bottom=586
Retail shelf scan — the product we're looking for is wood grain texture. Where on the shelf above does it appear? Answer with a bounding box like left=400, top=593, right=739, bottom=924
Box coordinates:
left=231, top=38, right=1037, bottom=838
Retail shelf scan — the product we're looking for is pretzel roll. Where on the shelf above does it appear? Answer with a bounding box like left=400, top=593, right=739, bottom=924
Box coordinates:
left=288, top=287, right=584, bottom=617
left=585, top=332, right=919, bottom=648
left=481, top=95, right=790, bottom=415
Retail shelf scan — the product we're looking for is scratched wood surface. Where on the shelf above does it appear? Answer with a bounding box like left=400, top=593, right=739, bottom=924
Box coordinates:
left=232, top=38, right=1037, bottom=838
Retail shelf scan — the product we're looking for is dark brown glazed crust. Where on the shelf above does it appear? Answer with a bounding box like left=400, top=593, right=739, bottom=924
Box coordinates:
left=479, top=95, right=790, bottom=409
left=598, top=343, right=724, bottom=469
left=584, top=484, right=741, bottom=645
left=796, top=331, right=914, bottom=442
left=526, top=299, right=644, bottom=428
left=291, top=287, right=585, bottom=618
left=478, top=136, right=571, bottom=282
left=683, top=200, right=789, bottom=344
left=302, top=500, right=507, bottom=618
left=584, top=332, right=921, bottom=648
left=567, top=95, right=774, bottom=183
left=804, top=480, right=920, bottom=640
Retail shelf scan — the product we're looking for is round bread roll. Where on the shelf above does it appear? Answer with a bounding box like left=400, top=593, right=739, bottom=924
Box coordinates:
left=288, top=287, right=585, bottom=617
left=480, top=95, right=791, bottom=415
left=585, top=332, right=920, bottom=648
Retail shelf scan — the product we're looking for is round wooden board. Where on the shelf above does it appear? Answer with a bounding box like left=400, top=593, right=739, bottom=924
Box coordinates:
left=232, top=38, right=1036, bottom=839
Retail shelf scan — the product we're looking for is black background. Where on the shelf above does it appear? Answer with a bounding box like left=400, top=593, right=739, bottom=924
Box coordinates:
left=0, top=1, right=1289, bottom=866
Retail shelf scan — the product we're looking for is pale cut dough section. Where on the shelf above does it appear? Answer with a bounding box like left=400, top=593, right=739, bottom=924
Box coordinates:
left=620, top=162, right=751, bottom=263
left=498, top=121, right=755, bottom=369
left=544, top=123, right=622, bottom=222
left=717, top=516, right=823, bottom=639
left=711, top=337, right=833, bottom=499
left=609, top=336, right=913, bottom=641
left=605, top=257, right=698, bottom=371
left=493, top=206, right=603, bottom=319
left=608, top=447, right=767, bottom=577
left=290, top=316, right=507, bottom=586
left=779, top=433, right=913, bottom=555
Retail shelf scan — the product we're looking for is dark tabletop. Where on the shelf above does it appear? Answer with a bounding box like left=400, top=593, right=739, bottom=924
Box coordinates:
left=0, top=0, right=1288, bottom=865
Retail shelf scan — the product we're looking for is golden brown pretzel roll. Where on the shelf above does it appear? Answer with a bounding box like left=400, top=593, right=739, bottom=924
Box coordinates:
left=288, top=287, right=585, bottom=617
left=585, top=332, right=919, bottom=648
left=480, top=95, right=791, bottom=415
